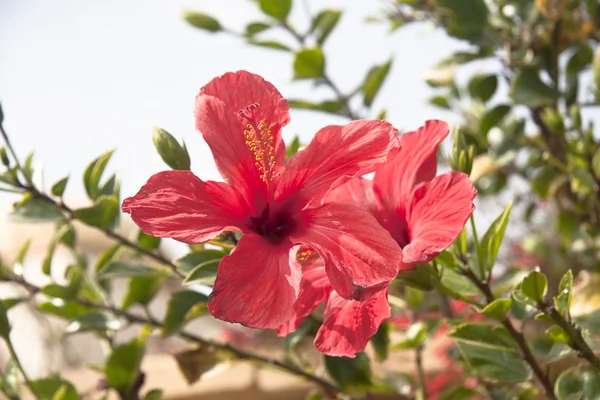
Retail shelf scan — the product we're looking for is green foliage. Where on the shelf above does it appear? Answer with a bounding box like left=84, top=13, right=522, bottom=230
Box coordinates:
left=0, top=300, right=11, bottom=339
left=521, top=271, right=548, bottom=304
left=105, top=338, right=145, bottom=393
left=182, top=11, right=222, bottom=32
left=152, top=127, right=191, bottom=171
left=510, top=68, right=560, bottom=108
left=362, top=59, right=393, bottom=107
left=479, top=202, right=512, bottom=273
left=83, top=150, right=115, bottom=201
left=73, top=195, right=119, bottom=229
left=29, top=377, right=78, bottom=400
left=122, top=276, right=166, bottom=309
left=163, top=290, right=209, bottom=336
left=310, top=10, right=341, bottom=45
left=481, top=298, right=511, bottom=320
left=259, top=0, right=292, bottom=21
left=293, top=48, right=325, bottom=79
left=325, top=352, right=372, bottom=391
left=174, top=346, right=224, bottom=384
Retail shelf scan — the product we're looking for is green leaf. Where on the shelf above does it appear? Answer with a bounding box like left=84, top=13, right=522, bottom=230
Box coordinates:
left=371, top=321, right=390, bottom=362
left=283, top=318, right=312, bottom=354
left=174, top=346, right=224, bottom=384
left=293, top=48, right=325, bottom=79
left=98, top=260, right=170, bottom=280
left=10, top=194, right=64, bottom=222
left=0, top=300, right=11, bottom=339
left=310, top=9, right=342, bottom=45
left=566, top=43, right=594, bottom=77
left=245, top=22, right=272, bottom=37
left=479, top=202, right=513, bottom=272
left=555, top=367, right=583, bottom=400
left=511, top=68, right=559, bottom=108
left=83, top=149, right=114, bottom=201
left=175, top=250, right=226, bottom=275
left=583, top=371, right=600, bottom=400
left=163, top=290, right=209, bottom=336
left=182, top=10, right=222, bottom=32
left=0, top=103, right=3, bottom=124
left=521, top=270, right=548, bottom=304
left=152, top=127, right=191, bottom=171
left=1, top=297, right=26, bottom=311
left=287, top=99, right=345, bottom=114
left=362, top=59, right=393, bottom=107
left=592, top=147, right=600, bottom=179
left=546, top=325, right=570, bottom=344
left=23, top=151, right=34, bottom=182
left=106, top=338, right=145, bottom=392
left=481, top=298, right=511, bottom=320
left=142, top=389, right=164, bottom=400
left=42, top=283, right=76, bottom=299
left=0, top=361, right=20, bottom=398
left=122, top=276, right=167, bottom=309
left=324, top=352, right=372, bottom=391
left=555, top=270, right=573, bottom=314
left=396, top=263, right=439, bottom=291
left=65, top=311, right=121, bottom=335
left=450, top=323, right=518, bottom=351
left=429, top=95, right=451, bottom=109
left=468, top=74, right=497, bottom=103
left=30, top=378, right=78, bottom=400
left=457, top=342, right=532, bottom=383
left=435, top=0, right=489, bottom=42
left=392, top=321, right=429, bottom=349
left=137, top=230, right=161, bottom=250
left=51, top=176, right=69, bottom=197
left=439, top=386, right=479, bottom=400
left=259, top=0, right=292, bottom=21
left=37, top=300, right=91, bottom=319
left=182, top=259, right=220, bottom=286
left=73, top=195, right=118, bottom=229
left=248, top=40, right=291, bottom=52
left=480, top=104, right=511, bottom=136
left=286, top=136, right=301, bottom=160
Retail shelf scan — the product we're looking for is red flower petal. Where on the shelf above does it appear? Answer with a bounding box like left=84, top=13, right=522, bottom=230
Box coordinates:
left=314, top=288, right=390, bottom=357
left=373, top=120, right=449, bottom=209
left=122, top=170, right=249, bottom=243
left=403, top=171, right=476, bottom=264
left=195, top=71, right=290, bottom=215
left=208, top=234, right=301, bottom=329
left=276, top=120, right=399, bottom=211
left=325, top=176, right=381, bottom=213
left=276, top=259, right=330, bottom=337
left=291, top=202, right=404, bottom=301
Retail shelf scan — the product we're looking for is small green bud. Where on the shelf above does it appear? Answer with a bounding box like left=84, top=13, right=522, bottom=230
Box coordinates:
left=152, top=127, right=191, bottom=171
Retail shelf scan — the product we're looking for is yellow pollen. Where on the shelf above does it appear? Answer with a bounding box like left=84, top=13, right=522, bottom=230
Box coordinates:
left=244, top=120, right=276, bottom=182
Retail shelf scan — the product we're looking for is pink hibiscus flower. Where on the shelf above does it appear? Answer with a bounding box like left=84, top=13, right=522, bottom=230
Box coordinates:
left=122, top=71, right=403, bottom=329
left=278, top=120, right=477, bottom=356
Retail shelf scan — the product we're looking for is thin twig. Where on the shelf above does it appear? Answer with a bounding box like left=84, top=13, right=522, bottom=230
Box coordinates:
left=461, top=268, right=557, bottom=400
left=542, top=303, right=600, bottom=371
left=1, top=275, right=343, bottom=399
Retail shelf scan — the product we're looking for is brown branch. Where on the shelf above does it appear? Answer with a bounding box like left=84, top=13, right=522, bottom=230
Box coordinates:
left=0, top=275, right=344, bottom=399
left=461, top=269, right=557, bottom=400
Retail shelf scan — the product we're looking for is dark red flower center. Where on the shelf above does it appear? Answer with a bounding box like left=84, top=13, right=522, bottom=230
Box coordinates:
left=248, top=205, right=296, bottom=243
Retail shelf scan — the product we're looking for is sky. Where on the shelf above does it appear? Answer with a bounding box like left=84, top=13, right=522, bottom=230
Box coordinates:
left=0, top=0, right=467, bottom=204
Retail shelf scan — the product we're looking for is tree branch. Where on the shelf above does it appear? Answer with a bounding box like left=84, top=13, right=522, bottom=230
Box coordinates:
left=0, top=275, right=344, bottom=399
left=461, top=268, right=557, bottom=400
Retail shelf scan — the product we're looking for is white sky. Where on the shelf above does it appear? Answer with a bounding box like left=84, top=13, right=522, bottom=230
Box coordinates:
left=0, top=0, right=466, bottom=203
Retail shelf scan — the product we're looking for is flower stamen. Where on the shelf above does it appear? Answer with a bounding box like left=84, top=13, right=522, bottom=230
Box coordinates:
left=238, top=104, right=276, bottom=182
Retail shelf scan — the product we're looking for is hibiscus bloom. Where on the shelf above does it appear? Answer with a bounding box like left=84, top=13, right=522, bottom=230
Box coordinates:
left=278, top=120, right=476, bottom=356
left=122, top=71, right=403, bottom=329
